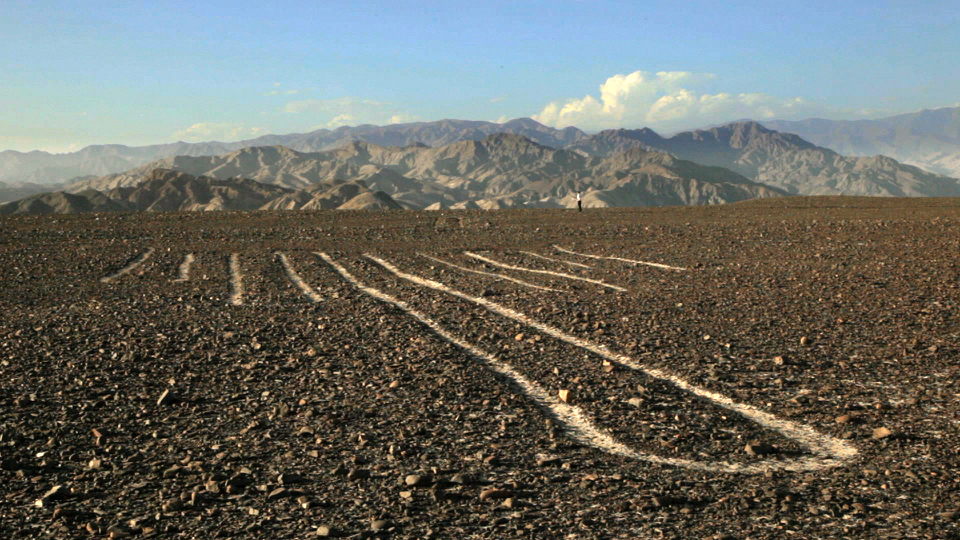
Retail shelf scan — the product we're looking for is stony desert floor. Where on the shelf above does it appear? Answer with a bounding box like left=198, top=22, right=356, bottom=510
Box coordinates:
left=1, top=197, right=959, bottom=539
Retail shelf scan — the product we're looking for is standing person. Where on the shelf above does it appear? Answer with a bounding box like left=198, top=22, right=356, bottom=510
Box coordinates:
left=576, top=191, right=582, bottom=212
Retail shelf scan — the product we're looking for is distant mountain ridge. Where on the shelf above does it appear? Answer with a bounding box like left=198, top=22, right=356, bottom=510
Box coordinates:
left=765, top=106, right=960, bottom=178
left=4, top=115, right=960, bottom=205
left=55, top=133, right=785, bottom=212
left=0, top=169, right=402, bottom=215
left=569, top=121, right=960, bottom=197
left=0, top=118, right=589, bottom=192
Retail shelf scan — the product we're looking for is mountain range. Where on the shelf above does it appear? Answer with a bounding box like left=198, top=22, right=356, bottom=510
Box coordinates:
left=2, top=110, right=960, bottom=212
left=0, top=169, right=401, bottom=215
left=1, top=134, right=785, bottom=214
left=765, top=106, right=960, bottom=178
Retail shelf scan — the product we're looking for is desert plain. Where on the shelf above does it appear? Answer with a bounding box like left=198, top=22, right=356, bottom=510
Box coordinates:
left=1, top=197, right=959, bottom=539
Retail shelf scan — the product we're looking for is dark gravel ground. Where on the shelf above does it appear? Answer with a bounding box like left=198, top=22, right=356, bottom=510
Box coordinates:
left=2, top=197, right=960, bottom=539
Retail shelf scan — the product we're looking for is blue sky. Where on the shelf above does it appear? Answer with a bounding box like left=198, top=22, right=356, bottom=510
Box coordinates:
left=2, top=0, right=958, bottom=153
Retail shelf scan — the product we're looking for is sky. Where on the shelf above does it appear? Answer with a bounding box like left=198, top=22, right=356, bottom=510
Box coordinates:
left=2, top=0, right=959, bottom=153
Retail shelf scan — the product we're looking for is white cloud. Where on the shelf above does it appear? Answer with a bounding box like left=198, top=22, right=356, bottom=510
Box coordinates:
left=533, top=70, right=829, bottom=133
left=283, top=97, right=417, bottom=127
left=172, top=123, right=269, bottom=142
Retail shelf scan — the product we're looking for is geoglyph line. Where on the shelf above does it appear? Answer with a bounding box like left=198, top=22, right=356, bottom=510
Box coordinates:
left=553, top=245, right=688, bottom=271
left=100, top=248, right=155, bottom=283
left=519, top=251, right=593, bottom=269
left=277, top=252, right=323, bottom=303
left=464, top=251, right=627, bottom=293
left=419, top=253, right=561, bottom=293
left=228, top=253, right=244, bottom=306
left=363, top=254, right=857, bottom=474
left=172, top=253, right=195, bottom=282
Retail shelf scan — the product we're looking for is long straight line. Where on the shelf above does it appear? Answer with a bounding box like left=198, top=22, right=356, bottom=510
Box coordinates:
left=277, top=252, right=323, bottom=302
left=228, top=253, right=244, bottom=306
left=553, top=245, right=688, bottom=271
left=519, top=251, right=593, bottom=269
left=464, top=251, right=627, bottom=292
left=172, top=253, right=195, bottom=282
left=363, top=254, right=857, bottom=474
left=100, top=248, right=155, bottom=283
left=419, top=253, right=561, bottom=293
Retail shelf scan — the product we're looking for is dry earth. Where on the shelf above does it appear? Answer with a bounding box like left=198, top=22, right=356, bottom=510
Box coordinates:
left=1, top=197, right=959, bottom=539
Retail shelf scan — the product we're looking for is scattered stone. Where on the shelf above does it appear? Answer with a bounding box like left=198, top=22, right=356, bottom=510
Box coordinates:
left=347, top=469, right=370, bottom=480
left=278, top=473, right=307, bottom=485
left=157, top=389, right=177, bottom=406
left=34, top=485, right=69, bottom=507
left=536, top=456, right=561, bottom=467
left=558, top=389, right=571, bottom=403
left=744, top=442, right=775, bottom=456
left=873, top=427, right=893, bottom=439
left=480, top=488, right=513, bottom=500
left=404, top=474, right=431, bottom=487
left=267, top=488, right=292, bottom=500
left=316, top=525, right=337, bottom=537
left=161, top=499, right=184, bottom=512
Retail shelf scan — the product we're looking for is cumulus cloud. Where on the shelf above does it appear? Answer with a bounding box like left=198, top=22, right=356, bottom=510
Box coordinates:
left=172, top=123, right=269, bottom=142
left=533, top=70, right=827, bottom=133
left=283, top=97, right=417, bottom=128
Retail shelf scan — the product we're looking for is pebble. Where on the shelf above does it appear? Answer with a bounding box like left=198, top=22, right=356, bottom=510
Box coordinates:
left=278, top=473, right=307, bottom=485
left=404, top=474, right=431, bottom=487
left=157, top=389, right=177, bottom=406
left=873, top=427, right=893, bottom=439
left=480, top=488, right=513, bottom=501
left=34, top=485, right=69, bottom=507
left=744, top=442, right=775, bottom=456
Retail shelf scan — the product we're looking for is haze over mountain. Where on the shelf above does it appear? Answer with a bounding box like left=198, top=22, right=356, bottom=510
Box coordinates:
left=765, top=106, right=960, bottom=178
left=573, top=121, right=960, bottom=197
left=0, top=118, right=588, bottom=194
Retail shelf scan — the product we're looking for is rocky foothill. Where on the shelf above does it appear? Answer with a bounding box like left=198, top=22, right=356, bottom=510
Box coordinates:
left=1, top=197, right=959, bottom=539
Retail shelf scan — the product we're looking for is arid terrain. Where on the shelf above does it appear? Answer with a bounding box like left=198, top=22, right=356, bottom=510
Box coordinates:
left=2, top=198, right=959, bottom=539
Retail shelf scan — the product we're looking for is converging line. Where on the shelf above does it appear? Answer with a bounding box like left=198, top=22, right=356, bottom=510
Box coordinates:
left=172, top=253, right=195, bottom=282
left=100, top=248, right=155, bottom=283
left=277, top=252, right=323, bottom=302
left=519, top=251, right=593, bottom=269
left=419, top=253, right=561, bottom=293
left=228, top=253, right=244, bottom=306
left=464, top=251, right=627, bottom=292
left=553, top=245, right=688, bottom=271
left=362, top=254, right=857, bottom=474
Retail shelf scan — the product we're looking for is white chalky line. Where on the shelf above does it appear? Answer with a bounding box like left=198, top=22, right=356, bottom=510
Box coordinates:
left=419, top=253, right=561, bottom=293
left=276, top=252, right=323, bottom=303
left=228, top=253, right=244, bottom=306
left=363, top=254, right=858, bottom=474
left=519, top=251, right=593, bottom=269
left=553, top=245, right=688, bottom=272
left=172, top=253, right=195, bottom=282
left=464, top=252, right=628, bottom=293
left=100, top=248, right=155, bottom=283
